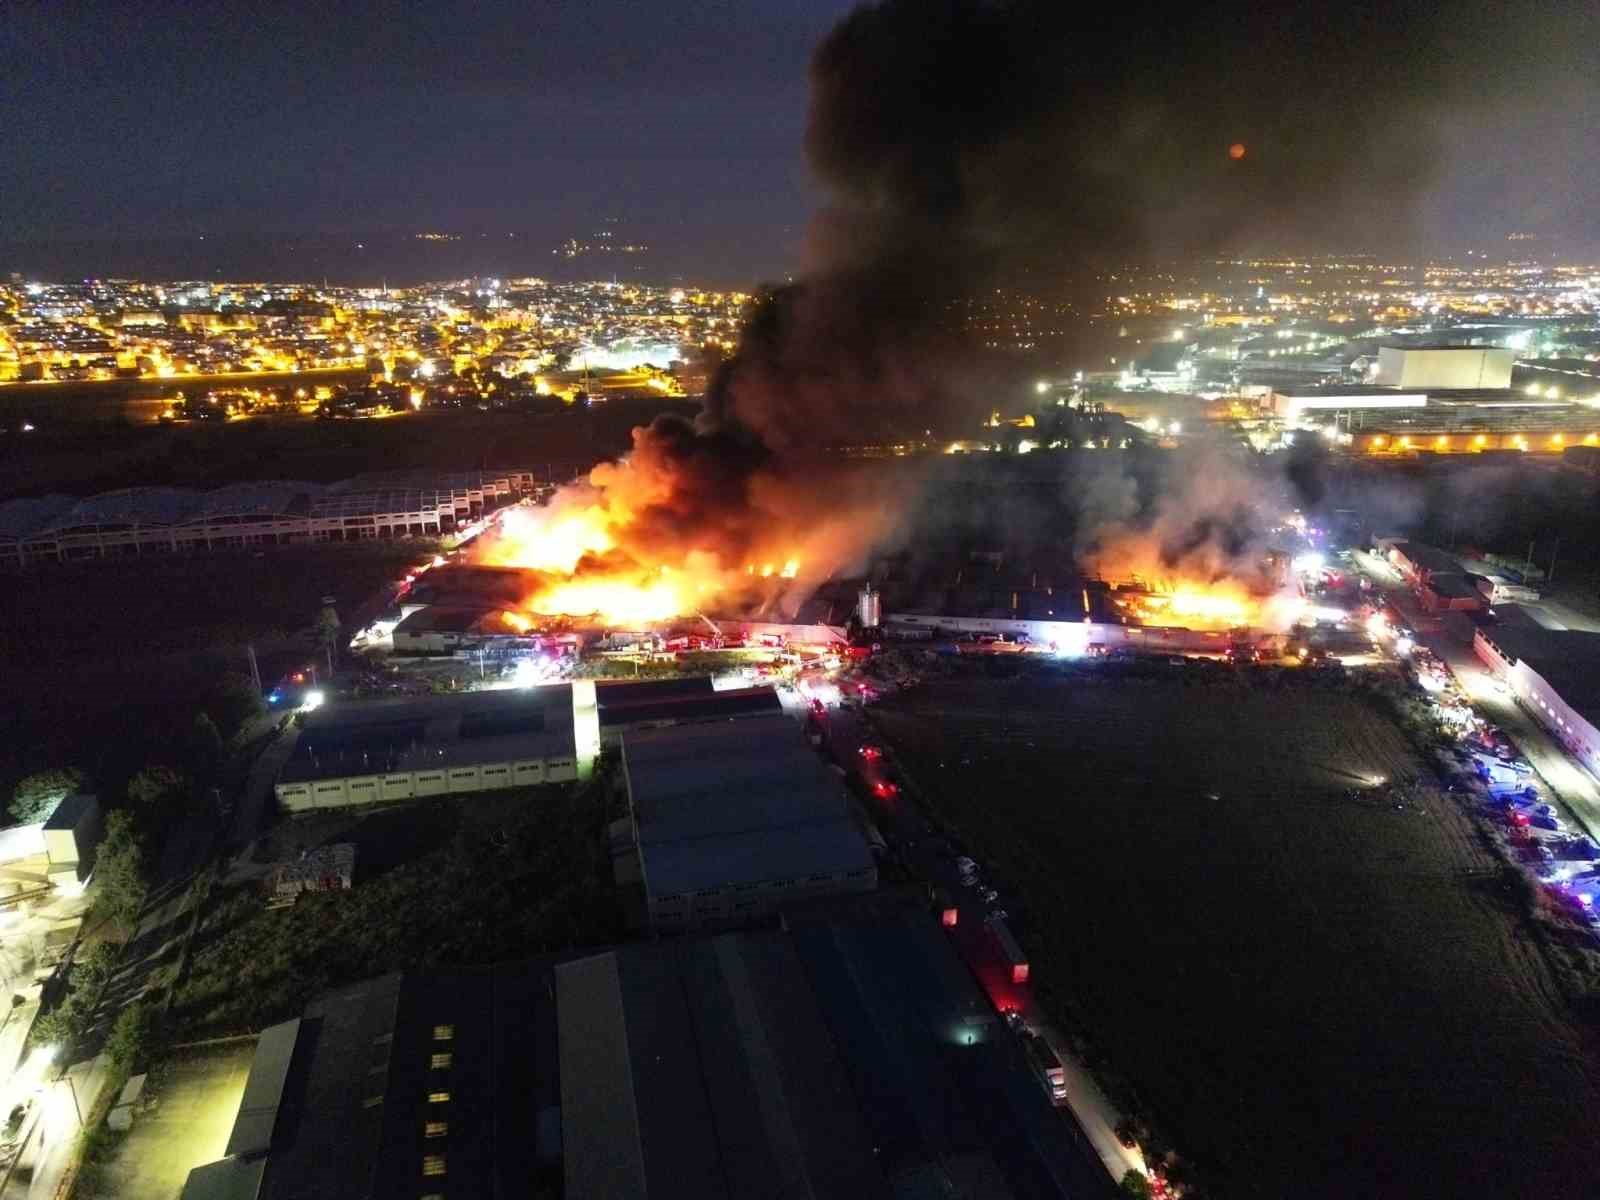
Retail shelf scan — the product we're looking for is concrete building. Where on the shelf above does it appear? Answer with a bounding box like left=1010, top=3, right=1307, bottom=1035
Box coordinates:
left=1475, top=622, right=1600, bottom=775
left=274, top=687, right=579, bottom=812
left=181, top=901, right=1115, bottom=1200
left=621, top=714, right=876, bottom=930
left=1374, top=346, right=1515, bottom=389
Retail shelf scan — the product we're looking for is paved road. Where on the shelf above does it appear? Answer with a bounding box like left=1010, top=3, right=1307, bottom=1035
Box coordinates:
left=809, top=700, right=1142, bottom=1189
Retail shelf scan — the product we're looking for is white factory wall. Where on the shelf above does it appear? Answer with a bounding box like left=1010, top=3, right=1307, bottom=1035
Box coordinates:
left=275, top=754, right=575, bottom=812
left=1513, top=663, right=1600, bottom=775
left=1374, top=346, right=1514, bottom=390
left=1474, top=629, right=1600, bottom=776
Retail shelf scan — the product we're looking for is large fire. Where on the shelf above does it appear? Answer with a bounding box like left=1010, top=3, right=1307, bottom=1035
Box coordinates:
left=467, top=419, right=883, bottom=626
left=1114, top=581, right=1305, bottom=632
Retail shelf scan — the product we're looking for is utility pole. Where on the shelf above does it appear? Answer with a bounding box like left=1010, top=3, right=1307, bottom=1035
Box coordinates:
left=1547, top=535, right=1561, bottom=584
left=246, top=643, right=262, bottom=694
left=1524, top=539, right=1536, bottom=578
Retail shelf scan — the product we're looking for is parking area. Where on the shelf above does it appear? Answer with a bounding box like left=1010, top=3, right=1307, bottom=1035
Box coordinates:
left=96, top=1038, right=254, bottom=1200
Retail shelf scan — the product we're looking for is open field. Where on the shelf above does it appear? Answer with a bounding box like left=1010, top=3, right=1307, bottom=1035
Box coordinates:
left=0, top=542, right=423, bottom=794
left=872, top=667, right=1600, bottom=1200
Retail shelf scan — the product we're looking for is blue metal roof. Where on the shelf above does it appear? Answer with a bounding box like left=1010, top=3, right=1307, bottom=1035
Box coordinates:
left=0, top=494, right=79, bottom=542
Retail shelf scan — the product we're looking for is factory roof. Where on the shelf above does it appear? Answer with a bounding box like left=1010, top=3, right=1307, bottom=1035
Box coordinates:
left=1390, top=540, right=1461, bottom=577
left=0, top=494, right=79, bottom=542
left=278, top=686, right=575, bottom=783
left=391, top=605, right=523, bottom=636
left=181, top=974, right=402, bottom=1200
left=599, top=685, right=783, bottom=731
left=623, top=714, right=872, bottom=897
left=1424, top=573, right=1481, bottom=600
left=182, top=902, right=1114, bottom=1200
left=1479, top=624, right=1600, bottom=725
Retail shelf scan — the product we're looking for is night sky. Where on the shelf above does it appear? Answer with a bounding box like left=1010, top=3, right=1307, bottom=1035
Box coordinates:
left=3, top=0, right=1599, bottom=280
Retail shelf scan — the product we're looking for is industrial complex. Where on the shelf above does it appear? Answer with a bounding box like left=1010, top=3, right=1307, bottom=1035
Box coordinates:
left=181, top=900, right=1114, bottom=1200
left=0, top=468, right=549, bottom=567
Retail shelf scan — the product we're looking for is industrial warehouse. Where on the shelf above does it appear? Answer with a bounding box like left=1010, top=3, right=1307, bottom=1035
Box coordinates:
left=1475, top=620, right=1600, bottom=776
left=620, top=712, right=877, bottom=929
left=0, top=468, right=548, bottom=567
left=180, top=901, right=1114, bottom=1200
left=273, top=686, right=584, bottom=811
left=1272, top=345, right=1600, bottom=455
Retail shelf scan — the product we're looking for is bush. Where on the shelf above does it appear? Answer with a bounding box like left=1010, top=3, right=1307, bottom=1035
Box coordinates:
left=105, top=1003, right=153, bottom=1069
left=9, top=768, right=84, bottom=825
left=1119, top=1170, right=1152, bottom=1199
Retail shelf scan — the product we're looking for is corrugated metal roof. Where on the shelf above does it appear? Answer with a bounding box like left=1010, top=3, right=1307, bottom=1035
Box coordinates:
left=226, top=1018, right=302, bottom=1158
left=557, top=953, right=649, bottom=1200
left=623, top=714, right=873, bottom=896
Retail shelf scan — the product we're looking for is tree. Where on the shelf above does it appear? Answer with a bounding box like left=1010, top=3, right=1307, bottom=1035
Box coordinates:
left=9, top=768, right=84, bottom=825
left=93, top=811, right=148, bottom=930
left=75, top=942, right=121, bottom=994
left=210, top=671, right=266, bottom=737
left=127, top=765, right=188, bottom=817
left=186, top=712, right=224, bottom=779
left=1119, top=1170, right=1152, bottom=1199
left=31, top=995, right=91, bottom=1054
left=315, top=603, right=342, bottom=670
left=105, top=1003, right=153, bottom=1069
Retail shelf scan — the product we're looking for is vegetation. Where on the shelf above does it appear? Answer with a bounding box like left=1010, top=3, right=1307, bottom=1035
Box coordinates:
left=126, top=765, right=187, bottom=816
left=104, top=1003, right=154, bottom=1070
left=173, top=778, right=621, bottom=1038
left=208, top=671, right=267, bottom=738
left=1119, top=1171, right=1152, bottom=1200
left=30, top=943, right=122, bottom=1056
left=92, top=812, right=149, bottom=931
left=9, top=767, right=84, bottom=824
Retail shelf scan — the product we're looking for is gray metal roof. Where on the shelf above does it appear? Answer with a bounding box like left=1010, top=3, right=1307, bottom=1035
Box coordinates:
left=227, top=1018, right=302, bottom=1158
left=279, top=686, right=576, bottom=783
left=197, top=481, right=321, bottom=520
left=623, top=714, right=873, bottom=896
left=310, top=489, right=455, bottom=518
left=58, top=486, right=203, bottom=529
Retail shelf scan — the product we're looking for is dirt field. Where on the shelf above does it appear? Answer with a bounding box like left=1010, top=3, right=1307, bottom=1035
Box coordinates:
left=872, top=667, right=1600, bottom=1200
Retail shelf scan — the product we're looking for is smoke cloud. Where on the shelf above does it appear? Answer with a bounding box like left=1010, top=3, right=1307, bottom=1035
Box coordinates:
left=475, top=0, right=1588, bottom=621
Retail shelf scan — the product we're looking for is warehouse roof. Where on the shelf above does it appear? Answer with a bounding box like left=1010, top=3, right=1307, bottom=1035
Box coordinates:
left=197, top=481, right=319, bottom=520
left=623, top=714, right=872, bottom=897
left=1480, top=625, right=1600, bottom=724
left=0, top=494, right=78, bottom=542
left=1390, top=540, right=1461, bottom=576
left=185, top=904, right=1113, bottom=1200
left=279, top=686, right=575, bottom=783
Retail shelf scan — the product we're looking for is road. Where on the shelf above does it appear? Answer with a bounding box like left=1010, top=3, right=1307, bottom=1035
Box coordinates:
left=1350, top=549, right=1600, bottom=846
left=810, top=699, right=1144, bottom=1189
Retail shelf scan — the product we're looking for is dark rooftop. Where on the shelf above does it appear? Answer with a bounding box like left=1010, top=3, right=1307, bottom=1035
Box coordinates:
left=1477, top=624, right=1600, bottom=724
left=622, top=714, right=872, bottom=897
